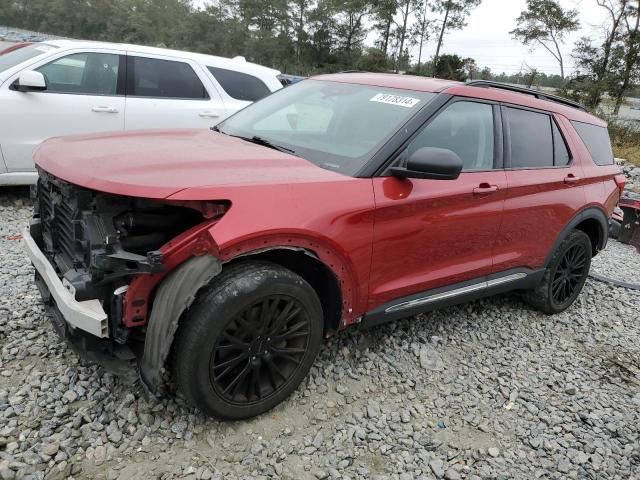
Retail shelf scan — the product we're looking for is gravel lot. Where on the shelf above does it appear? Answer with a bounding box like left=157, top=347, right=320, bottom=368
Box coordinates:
left=0, top=187, right=639, bottom=480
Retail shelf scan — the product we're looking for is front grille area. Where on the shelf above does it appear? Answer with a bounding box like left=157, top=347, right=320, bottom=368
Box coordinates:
left=38, top=176, right=86, bottom=272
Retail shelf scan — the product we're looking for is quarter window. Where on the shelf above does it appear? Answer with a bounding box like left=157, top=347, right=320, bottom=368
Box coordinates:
left=207, top=66, right=271, bottom=102
left=127, top=56, right=208, bottom=99
left=571, top=121, right=614, bottom=165
left=36, top=52, right=120, bottom=95
left=407, top=101, right=495, bottom=171
left=552, top=121, right=570, bottom=166
left=506, top=107, right=554, bottom=168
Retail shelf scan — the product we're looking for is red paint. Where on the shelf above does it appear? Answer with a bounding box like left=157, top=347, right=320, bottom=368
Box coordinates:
left=34, top=74, right=622, bottom=330
left=0, top=42, right=33, bottom=56
left=123, top=220, right=220, bottom=327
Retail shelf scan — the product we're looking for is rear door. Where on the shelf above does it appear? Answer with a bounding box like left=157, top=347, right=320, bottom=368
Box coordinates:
left=369, top=99, right=507, bottom=308
left=124, top=54, right=226, bottom=130
left=0, top=49, right=125, bottom=172
left=493, top=105, right=585, bottom=273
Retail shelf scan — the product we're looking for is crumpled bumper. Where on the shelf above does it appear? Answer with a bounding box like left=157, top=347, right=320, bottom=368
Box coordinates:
left=22, top=226, right=109, bottom=338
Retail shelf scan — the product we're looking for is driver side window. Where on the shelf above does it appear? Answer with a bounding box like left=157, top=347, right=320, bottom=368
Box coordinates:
left=408, top=101, right=496, bottom=171
left=36, top=52, right=120, bottom=96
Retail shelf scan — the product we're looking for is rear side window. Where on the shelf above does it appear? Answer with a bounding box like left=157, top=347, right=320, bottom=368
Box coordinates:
left=127, top=56, right=208, bottom=99
left=506, top=107, right=554, bottom=168
left=571, top=121, right=614, bottom=165
left=207, top=66, right=271, bottom=102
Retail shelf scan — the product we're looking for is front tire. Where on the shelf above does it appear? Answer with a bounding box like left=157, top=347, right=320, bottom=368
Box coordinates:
left=523, top=230, right=592, bottom=314
left=172, top=261, right=323, bottom=420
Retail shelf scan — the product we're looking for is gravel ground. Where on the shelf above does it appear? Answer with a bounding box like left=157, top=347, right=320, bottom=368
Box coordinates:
left=1, top=187, right=639, bottom=480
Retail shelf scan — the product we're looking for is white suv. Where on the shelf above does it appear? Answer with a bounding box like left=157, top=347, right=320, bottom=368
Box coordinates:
left=0, top=40, right=282, bottom=185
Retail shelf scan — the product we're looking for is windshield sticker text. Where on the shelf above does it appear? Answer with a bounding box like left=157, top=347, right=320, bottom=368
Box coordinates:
left=370, top=93, right=420, bottom=108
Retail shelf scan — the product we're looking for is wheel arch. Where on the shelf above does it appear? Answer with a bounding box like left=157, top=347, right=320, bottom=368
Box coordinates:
left=544, top=206, right=609, bottom=267
left=225, top=247, right=344, bottom=336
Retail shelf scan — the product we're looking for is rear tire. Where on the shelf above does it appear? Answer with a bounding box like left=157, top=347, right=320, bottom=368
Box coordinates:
left=172, top=261, right=323, bottom=420
left=523, top=230, right=592, bottom=314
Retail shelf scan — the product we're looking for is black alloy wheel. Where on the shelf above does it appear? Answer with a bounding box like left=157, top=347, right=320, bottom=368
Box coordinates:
left=172, top=261, right=323, bottom=419
left=523, top=229, right=592, bottom=314
left=210, top=295, right=310, bottom=404
left=550, top=243, right=589, bottom=305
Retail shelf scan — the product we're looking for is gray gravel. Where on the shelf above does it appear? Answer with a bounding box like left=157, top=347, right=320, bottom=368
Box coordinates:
left=1, top=187, right=639, bottom=480
left=591, top=240, right=640, bottom=284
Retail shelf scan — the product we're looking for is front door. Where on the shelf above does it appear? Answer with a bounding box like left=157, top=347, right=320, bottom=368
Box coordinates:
left=0, top=51, right=125, bottom=172
left=369, top=99, right=507, bottom=309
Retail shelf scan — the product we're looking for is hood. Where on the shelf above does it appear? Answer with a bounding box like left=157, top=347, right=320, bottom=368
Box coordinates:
left=35, top=129, right=346, bottom=199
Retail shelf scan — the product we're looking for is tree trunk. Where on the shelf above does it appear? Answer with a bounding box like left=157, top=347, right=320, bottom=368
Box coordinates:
left=614, top=2, right=640, bottom=114
left=432, top=2, right=451, bottom=77
left=382, top=16, right=391, bottom=55
left=416, top=1, right=428, bottom=73
left=395, top=0, right=411, bottom=70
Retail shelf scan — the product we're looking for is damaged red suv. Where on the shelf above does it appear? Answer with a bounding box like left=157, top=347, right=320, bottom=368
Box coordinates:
left=24, top=74, right=624, bottom=419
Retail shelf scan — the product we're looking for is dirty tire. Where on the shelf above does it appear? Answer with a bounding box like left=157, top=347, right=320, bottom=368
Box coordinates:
left=523, top=230, right=592, bottom=314
left=172, top=261, right=323, bottom=420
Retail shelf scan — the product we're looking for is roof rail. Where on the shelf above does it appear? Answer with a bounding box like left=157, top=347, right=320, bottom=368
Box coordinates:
left=466, top=80, right=588, bottom=112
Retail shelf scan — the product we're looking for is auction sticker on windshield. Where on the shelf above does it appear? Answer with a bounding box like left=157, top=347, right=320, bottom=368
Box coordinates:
left=370, top=93, right=420, bottom=108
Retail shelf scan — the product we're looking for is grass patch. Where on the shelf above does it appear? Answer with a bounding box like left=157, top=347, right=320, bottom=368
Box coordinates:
left=614, top=144, right=640, bottom=166
left=609, top=121, right=640, bottom=166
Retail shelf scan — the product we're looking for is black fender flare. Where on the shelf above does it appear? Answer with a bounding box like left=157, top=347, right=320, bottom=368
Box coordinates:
left=139, top=254, right=222, bottom=395
left=543, top=207, right=609, bottom=268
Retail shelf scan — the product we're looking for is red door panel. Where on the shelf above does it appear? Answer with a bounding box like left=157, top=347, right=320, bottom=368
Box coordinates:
left=369, top=170, right=507, bottom=309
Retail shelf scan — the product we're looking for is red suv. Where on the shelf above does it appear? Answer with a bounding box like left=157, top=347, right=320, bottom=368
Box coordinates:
left=24, top=74, right=624, bottom=419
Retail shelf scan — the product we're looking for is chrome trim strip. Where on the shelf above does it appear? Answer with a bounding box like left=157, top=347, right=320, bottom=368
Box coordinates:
left=384, top=272, right=528, bottom=314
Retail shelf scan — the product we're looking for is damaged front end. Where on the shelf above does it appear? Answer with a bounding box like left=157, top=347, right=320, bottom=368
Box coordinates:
left=25, top=170, right=226, bottom=389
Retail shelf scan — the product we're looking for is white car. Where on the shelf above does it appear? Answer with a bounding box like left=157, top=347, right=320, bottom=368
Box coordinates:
left=0, top=40, right=282, bottom=185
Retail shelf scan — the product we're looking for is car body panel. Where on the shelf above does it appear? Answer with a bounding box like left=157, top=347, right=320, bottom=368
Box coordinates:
left=368, top=171, right=507, bottom=308
left=34, top=129, right=348, bottom=198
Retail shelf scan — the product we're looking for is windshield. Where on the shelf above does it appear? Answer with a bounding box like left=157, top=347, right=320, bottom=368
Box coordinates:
left=0, top=43, right=58, bottom=74
left=218, top=79, right=435, bottom=175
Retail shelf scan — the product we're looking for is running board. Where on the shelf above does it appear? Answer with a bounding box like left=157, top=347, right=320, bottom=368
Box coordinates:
left=361, top=269, right=544, bottom=329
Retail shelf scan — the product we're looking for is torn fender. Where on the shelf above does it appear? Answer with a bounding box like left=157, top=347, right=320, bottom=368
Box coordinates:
left=139, top=254, right=222, bottom=394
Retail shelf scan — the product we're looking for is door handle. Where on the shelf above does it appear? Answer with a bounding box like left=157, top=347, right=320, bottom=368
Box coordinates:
left=564, top=173, right=580, bottom=185
left=473, top=183, right=499, bottom=195
left=92, top=106, right=119, bottom=113
left=199, top=111, right=220, bottom=118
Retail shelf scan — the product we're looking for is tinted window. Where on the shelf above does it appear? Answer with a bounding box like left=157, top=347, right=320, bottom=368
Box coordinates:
left=37, top=52, right=119, bottom=95
left=127, top=56, right=208, bottom=99
left=408, top=101, right=495, bottom=170
left=207, top=66, right=271, bottom=102
left=552, top=121, right=570, bottom=166
left=507, top=107, right=553, bottom=168
left=571, top=121, right=614, bottom=165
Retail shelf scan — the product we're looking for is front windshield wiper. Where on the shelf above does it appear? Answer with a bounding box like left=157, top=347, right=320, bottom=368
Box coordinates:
left=235, top=135, right=296, bottom=155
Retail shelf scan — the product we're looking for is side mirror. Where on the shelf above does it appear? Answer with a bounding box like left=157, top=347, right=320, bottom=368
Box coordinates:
left=16, top=70, right=46, bottom=92
left=390, top=147, right=463, bottom=180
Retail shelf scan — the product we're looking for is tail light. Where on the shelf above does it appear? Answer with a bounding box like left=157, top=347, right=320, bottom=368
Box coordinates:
left=614, top=174, right=627, bottom=195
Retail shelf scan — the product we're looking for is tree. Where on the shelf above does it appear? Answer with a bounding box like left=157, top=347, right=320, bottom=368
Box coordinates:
left=433, top=53, right=467, bottom=80
left=571, top=0, right=629, bottom=108
left=511, top=0, right=579, bottom=79
left=610, top=0, right=640, bottom=113
left=412, top=0, right=433, bottom=74
left=356, top=47, right=389, bottom=71
left=331, top=0, right=372, bottom=64
left=372, top=0, right=397, bottom=56
left=392, top=0, right=420, bottom=70
left=431, top=0, right=482, bottom=76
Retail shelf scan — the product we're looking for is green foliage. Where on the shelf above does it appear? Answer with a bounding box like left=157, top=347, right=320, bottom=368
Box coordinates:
left=433, top=54, right=467, bottom=81
left=511, top=0, right=579, bottom=79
